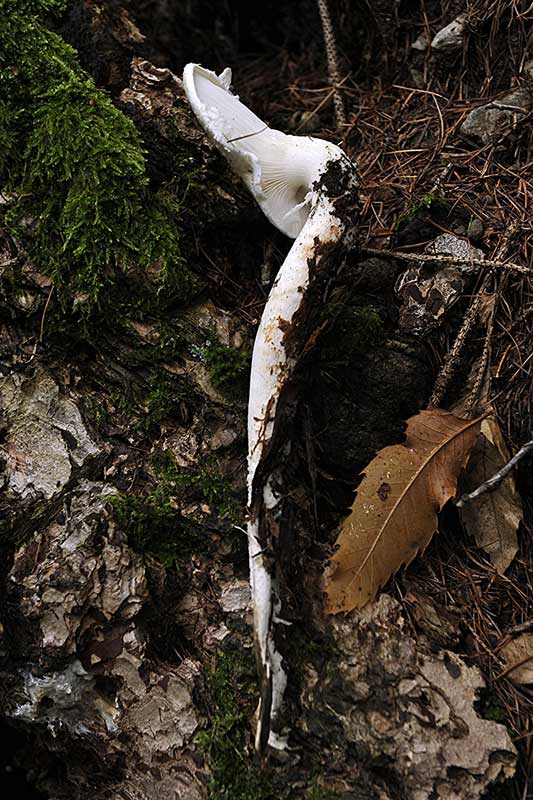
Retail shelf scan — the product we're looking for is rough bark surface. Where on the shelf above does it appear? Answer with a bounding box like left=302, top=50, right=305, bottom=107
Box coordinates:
left=300, top=596, right=515, bottom=800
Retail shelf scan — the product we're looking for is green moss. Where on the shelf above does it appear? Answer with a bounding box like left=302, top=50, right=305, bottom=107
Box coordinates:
left=154, top=320, right=189, bottom=360
left=111, top=491, right=206, bottom=567
left=104, top=371, right=190, bottom=434
left=111, top=450, right=241, bottom=564
left=0, top=0, right=195, bottom=313
left=110, top=387, right=139, bottom=420
left=188, top=335, right=251, bottom=401
left=198, top=652, right=273, bottom=800
left=394, top=191, right=448, bottom=229
left=202, top=339, right=250, bottom=388
left=144, top=371, right=185, bottom=429
left=475, top=687, right=507, bottom=723
left=322, top=304, right=384, bottom=362
left=152, top=450, right=241, bottom=522
left=305, top=782, right=342, bottom=800
left=348, top=305, right=383, bottom=351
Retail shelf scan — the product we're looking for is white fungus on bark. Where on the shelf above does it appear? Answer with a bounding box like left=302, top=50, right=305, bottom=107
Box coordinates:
left=183, top=63, right=357, bottom=754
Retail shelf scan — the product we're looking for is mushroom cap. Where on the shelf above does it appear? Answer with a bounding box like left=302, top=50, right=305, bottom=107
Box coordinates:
left=183, top=63, right=344, bottom=238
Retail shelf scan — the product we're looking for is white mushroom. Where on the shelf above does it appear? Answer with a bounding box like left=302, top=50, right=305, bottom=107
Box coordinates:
left=183, top=63, right=357, bottom=755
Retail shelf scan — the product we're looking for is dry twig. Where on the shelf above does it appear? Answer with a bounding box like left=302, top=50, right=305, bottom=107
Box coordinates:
left=316, top=0, right=346, bottom=130
left=429, top=222, right=521, bottom=408
left=457, top=439, right=533, bottom=506
left=362, top=246, right=533, bottom=276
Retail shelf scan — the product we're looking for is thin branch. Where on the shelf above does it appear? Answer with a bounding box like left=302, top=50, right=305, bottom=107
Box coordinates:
left=456, top=439, right=533, bottom=507
left=317, top=0, right=346, bottom=130
left=429, top=221, right=520, bottom=406
left=361, top=247, right=533, bottom=276
left=39, top=285, right=54, bottom=343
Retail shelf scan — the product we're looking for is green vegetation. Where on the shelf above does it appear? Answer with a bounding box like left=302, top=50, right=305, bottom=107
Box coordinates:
left=475, top=687, right=507, bottom=723
left=348, top=304, right=383, bottom=352
left=395, top=190, right=448, bottom=228
left=101, top=370, right=190, bottom=435
left=198, top=652, right=273, bottom=800
left=111, top=450, right=241, bottom=565
left=204, top=338, right=251, bottom=388
left=144, top=371, right=186, bottom=430
left=323, top=303, right=384, bottom=361
left=0, top=0, right=195, bottom=313
left=197, top=651, right=343, bottom=800
left=151, top=449, right=240, bottom=521
left=111, top=488, right=205, bottom=567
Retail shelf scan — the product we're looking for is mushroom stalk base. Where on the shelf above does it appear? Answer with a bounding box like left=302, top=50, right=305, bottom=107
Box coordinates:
left=247, top=163, right=355, bottom=753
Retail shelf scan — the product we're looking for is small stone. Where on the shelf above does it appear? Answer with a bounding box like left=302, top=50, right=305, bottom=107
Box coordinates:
left=425, top=233, right=483, bottom=266
left=211, top=426, right=238, bottom=449
left=467, top=218, right=484, bottom=241
left=204, top=624, right=230, bottom=649
left=395, top=233, right=484, bottom=335
left=220, top=578, right=251, bottom=614
left=411, top=33, right=429, bottom=51
left=461, top=88, right=532, bottom=144
left=129, top=320, right=160, bottom=343
left=368, top=710, right=393, bottom=734
left=431, top=15, right=466, bottom=51
left=409, top=68, right=426, bottom=90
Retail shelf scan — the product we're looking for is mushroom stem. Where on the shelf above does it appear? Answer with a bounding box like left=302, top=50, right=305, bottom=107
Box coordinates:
left=248, top=178, right=352, bottom=753
left=182, top=63, right=357, bottom=755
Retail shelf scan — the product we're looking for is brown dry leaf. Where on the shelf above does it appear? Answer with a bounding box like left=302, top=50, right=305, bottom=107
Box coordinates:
left=459, top=417, right=522, bottom=573
left=500, top=634, right=533, bottom=684
left=324, top=409, right=482, bottom=614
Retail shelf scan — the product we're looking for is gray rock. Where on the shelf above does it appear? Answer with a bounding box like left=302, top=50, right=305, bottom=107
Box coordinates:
left=411, top=33, right=429, bottom=52
left=10, top=481, right=143, bottom=651
left=395, top=233, right=484, bottom=335
left=220, top=577, right=252, bottom=615
left=300, top=595, right=516, bottom=799
left=424, top=232, right=483, bottom=269
left=467, top=218, right=484, bottom=241
left=431, top=14, right=466, bottom=51
left=461, top=88, right=532, bottom=144
left=0, top=369, right=99, bottom=501
left=5, top=480, right=207, bottom=800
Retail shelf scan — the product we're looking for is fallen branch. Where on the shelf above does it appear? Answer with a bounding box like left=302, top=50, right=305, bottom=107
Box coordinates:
left=428, top=221, right=520, bottom=407
left=317, top=0, right=346, bottom=130
left=457, top=439, right=533, bottom=507
left=362, top=246, right=532, bottom=276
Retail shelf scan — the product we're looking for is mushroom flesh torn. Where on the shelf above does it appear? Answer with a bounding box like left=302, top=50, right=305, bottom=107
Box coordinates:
left=183, top=63, right=357, bottom=755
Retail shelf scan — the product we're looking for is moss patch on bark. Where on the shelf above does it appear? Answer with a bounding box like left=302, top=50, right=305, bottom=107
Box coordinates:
left=0, top=0, right=195, bottom=315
